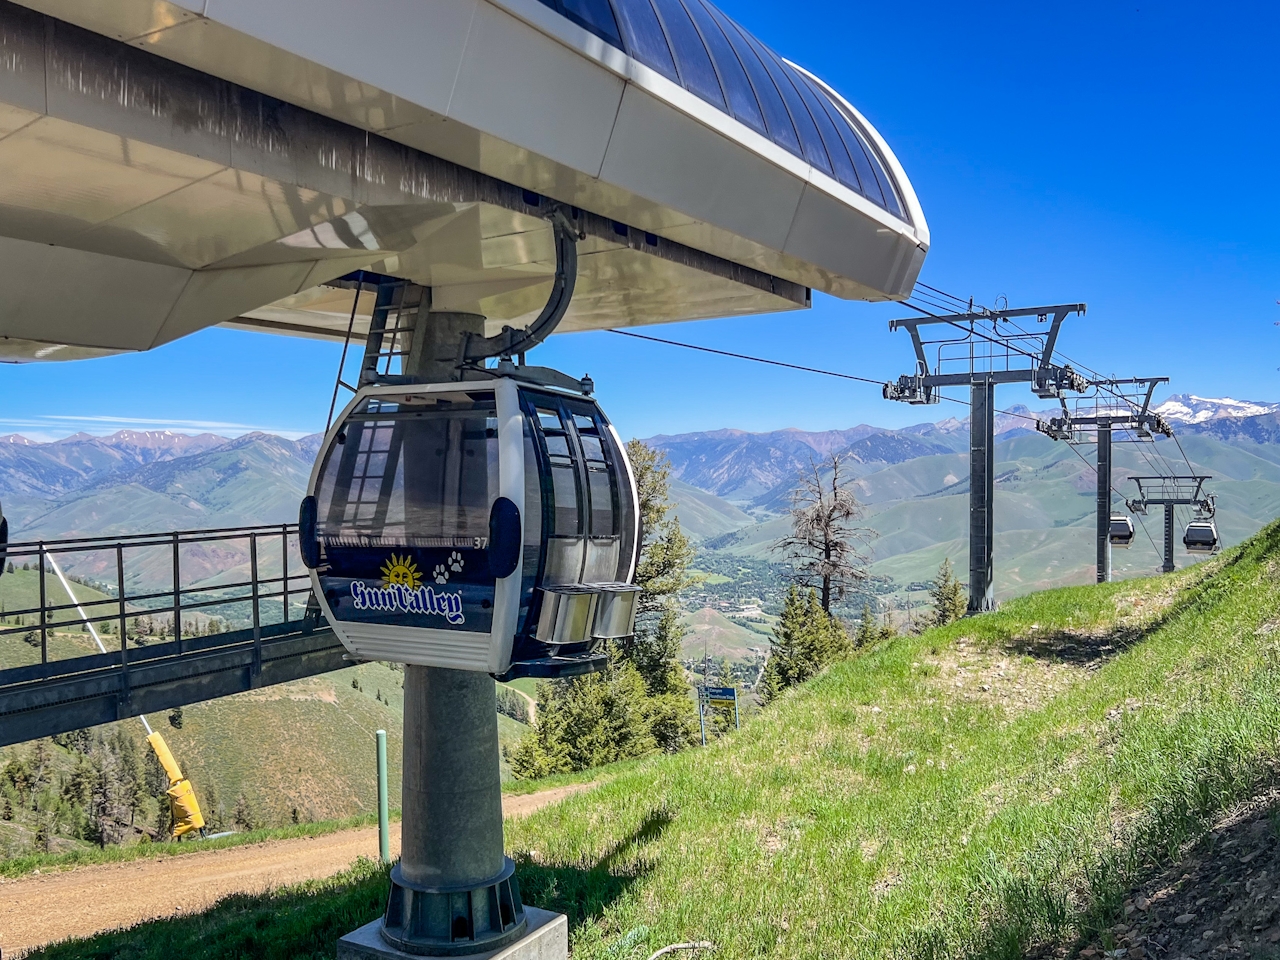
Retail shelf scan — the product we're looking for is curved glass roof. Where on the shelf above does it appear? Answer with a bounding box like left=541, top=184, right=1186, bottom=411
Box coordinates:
left=535, top=0, right=907, bottom=221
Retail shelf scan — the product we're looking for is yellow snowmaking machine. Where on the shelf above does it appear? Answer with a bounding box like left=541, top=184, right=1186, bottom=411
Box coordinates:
left=146, top=731, right=206, bottom=838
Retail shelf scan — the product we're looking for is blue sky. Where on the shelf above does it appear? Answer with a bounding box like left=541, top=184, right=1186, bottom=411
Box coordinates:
left=2, top=0, right=1276, bottom=442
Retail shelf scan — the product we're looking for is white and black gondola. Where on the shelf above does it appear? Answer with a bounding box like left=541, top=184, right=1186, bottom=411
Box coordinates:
left=1108, top=515, right=1135, bottom=549
left=299, top=374, right=641, bottom=680
left=1183, top=519, right=1220, bottom=554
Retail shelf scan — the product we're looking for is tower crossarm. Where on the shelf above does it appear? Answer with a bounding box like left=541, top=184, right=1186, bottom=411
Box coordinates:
left=884, top=303, right=1088, bottom=404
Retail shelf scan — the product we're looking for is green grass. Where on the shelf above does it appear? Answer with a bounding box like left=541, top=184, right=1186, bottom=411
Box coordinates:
left=27, top=520, right=1280, bottom=959
left=31, top=857, right=391, bottom=960
left=502, top=676, right=542, bottom=699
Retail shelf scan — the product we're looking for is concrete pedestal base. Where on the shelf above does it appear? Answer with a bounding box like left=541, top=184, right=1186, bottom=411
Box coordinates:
left=338, top=908, right=567, bottom=960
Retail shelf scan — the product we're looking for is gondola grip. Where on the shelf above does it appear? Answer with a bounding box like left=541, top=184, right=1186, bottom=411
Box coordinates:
left=299, top=496, right=320, bottom=569
left=488, top=497, right=521, bottom=579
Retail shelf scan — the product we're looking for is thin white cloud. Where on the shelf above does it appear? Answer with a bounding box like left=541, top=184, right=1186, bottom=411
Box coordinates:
left=0, top=415, right=315, bottom=441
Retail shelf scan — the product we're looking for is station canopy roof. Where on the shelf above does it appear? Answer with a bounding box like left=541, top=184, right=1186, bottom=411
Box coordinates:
left=0, top=0, right=929, bottom=361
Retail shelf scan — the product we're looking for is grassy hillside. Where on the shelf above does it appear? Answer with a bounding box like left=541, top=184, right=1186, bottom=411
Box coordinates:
left=679, top=607, right=767, bottom=662
left=668, top=479, right=755, bottom=541
left=47, top=520, right=1280, bottom=960
left=0, top=660, right=530, bottom=858
left=693, top=432, right=1280, bottom=607
left=0, top=569, right=117, bottom=670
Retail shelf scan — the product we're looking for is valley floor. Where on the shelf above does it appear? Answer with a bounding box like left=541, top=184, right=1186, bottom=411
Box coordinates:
left=0, top=785, right=588, bottom=957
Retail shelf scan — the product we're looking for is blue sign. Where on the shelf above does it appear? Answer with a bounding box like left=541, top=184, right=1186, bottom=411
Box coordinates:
left=700, top=686, right=737, bottom=703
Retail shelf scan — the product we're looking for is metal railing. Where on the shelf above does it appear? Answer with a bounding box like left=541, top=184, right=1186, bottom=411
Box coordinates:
left=0, top=523, right=312, bottom=676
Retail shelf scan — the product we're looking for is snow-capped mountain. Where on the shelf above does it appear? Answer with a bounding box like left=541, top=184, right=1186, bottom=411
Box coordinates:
left=1153, top=395, right=1280, bottom=424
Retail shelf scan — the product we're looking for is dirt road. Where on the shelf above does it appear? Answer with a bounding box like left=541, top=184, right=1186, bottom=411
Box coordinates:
left=0, top=785, right=587, bottom=957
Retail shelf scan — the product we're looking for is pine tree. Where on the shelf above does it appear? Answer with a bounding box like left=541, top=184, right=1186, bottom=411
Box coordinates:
left=761, top=587, right=853, bottom=702
left=760, top=587, right=814, bottom=701
left=929, top=558, right=967, bottom=628
left=509, top=651, right=657, bottom=777
left=30, top=740, right=53, bottom=809
left=513, top=442, right=699, bottom=775
left=624, top=448, right=692, bottom=671
left=202, top=779, right=223, bottom=832
left=855, top=602, right=877, bottom=649
left=87, top=740, right=130, bottom=847
left=232, top=793, right=259, bottom=832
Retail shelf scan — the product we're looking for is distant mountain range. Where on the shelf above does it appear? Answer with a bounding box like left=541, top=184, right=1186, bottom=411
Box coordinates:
left=2, top=393, right=1278, bottom=604
left=1154, top=395, right=1280, bottom=424
left=647, top=396, right=1280, bottom=603
left=647, top=396, right=1280, bottom=513
left=647, top=404, right=1044, bottom=512
left=0, top=430, right=321, bottom=541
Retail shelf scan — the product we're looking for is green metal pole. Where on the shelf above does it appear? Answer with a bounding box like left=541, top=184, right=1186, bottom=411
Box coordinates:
left=376, top=728, right=390, bottom=864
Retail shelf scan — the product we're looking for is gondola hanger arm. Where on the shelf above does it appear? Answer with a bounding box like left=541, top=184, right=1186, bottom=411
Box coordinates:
left=458, top=204, right=581, bottom=365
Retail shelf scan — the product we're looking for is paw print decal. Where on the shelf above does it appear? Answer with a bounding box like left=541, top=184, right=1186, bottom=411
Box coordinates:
left=432, top=564, right=449, bottom=584
left=449, top=551, right=464, bottom=573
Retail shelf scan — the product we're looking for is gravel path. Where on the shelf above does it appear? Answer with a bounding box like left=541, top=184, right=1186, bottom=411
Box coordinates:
left=0, top=785, right=587, bottom=957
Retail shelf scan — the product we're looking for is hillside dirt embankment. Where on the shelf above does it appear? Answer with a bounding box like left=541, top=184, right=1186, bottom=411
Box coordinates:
left=1053, top=784, right=1280, bottom=960
left=0, top=785, right=587, bottom=957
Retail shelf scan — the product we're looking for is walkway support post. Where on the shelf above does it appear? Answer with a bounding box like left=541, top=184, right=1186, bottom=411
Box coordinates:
left=1097, top=422, right=1112, bottom=584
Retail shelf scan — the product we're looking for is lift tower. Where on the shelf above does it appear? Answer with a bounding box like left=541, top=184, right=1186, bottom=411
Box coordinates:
left=885, top=303, right=1088, bottom=613
left=1036, top=378, right=1173, bottom=583
left=1127, top=476, right=1215, bottom=574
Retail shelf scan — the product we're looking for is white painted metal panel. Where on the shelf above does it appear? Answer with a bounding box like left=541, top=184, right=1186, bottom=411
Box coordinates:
left=0, top=118, right=225, bottom=230
left=600, top=84, right=805, bottom=254
left=447, top=0, right=624, bottom=181
left=154, top=259, right=323, bottom=346
left=0, top=235, right=190, bottom=350
left=203, top=0, right=476, bottom=123
left=784, top=180, right=922, bottom=301
left=17, top=0, right=200, bottom=45
left=98, top=170, right=336, bottom=270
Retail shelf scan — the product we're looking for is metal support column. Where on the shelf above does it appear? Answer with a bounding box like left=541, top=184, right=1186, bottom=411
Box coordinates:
left=1163, top=504, right=1176, bottom=574
left=372, top=296, right=527, bottom=955
left=968, top=377, right=996, bottom=613
left=382, top=666, right=526, bottom=952
left=1096, top=421, right=1112, bottom=584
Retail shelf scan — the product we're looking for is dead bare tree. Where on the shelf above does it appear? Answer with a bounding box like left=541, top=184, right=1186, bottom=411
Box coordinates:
left=772, top=454, right=874, bottom=613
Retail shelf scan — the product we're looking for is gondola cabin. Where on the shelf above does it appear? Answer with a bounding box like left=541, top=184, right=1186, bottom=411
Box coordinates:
left=299, top=377, right=640, bottom=679
left=1108, top=515, right=1135, bottom=549
left=1183, top=519, right=1220, bottom=555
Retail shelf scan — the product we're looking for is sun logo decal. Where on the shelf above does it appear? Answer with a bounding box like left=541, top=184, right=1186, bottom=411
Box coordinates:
left=380, top=553, right=422, bottom=590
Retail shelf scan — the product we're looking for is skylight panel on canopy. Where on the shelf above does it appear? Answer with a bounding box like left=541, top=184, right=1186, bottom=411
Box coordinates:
left=527, top=0, right=909, bottom=220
